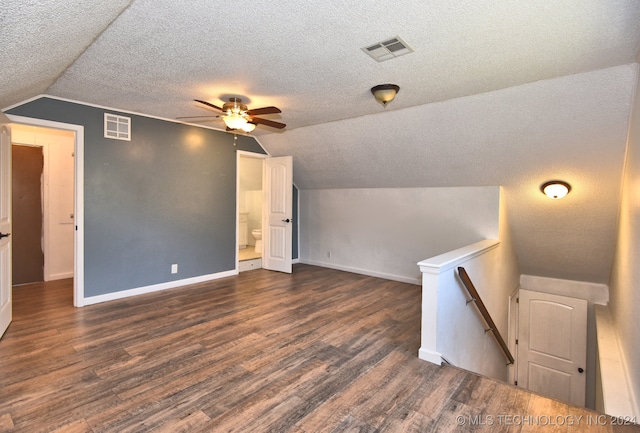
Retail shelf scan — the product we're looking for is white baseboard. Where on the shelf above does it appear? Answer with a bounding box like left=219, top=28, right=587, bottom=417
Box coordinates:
left=81, top=269, right=238, bottom=306
left=300, top=259, right=420, bottom=285
left=46, top=271, right=74, bottom=281
left=419, top=347, right=444, bottom=365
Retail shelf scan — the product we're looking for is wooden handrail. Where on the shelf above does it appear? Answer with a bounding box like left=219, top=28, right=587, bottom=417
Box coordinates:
left=457, top=267, right=514, bottom=365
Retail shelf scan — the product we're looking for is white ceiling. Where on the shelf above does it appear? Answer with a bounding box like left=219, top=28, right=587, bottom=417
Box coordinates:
left=2, top=0, right=640, bottom=284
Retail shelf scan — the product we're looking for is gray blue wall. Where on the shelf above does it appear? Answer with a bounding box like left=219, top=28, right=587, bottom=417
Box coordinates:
left=7, top=97, right=299, bottom=297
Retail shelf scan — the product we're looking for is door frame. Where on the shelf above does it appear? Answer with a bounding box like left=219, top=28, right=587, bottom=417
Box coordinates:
left=236, top=150, right=268, bottom=271
left=7, top=115, right=84, bottom=307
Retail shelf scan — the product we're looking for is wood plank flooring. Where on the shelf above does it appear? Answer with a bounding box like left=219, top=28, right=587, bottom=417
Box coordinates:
left=0, top=264, right=636, bottom=432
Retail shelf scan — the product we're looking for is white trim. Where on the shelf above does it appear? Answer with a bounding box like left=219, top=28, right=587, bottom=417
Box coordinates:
left=295, top=183, right=300, bottom=262
left=519, top=274, right=609, bottom=305
left=2, top=94, right=47, bottom=112
left=48, top=271, right=74, bottom=281
left=42, top=143, right=50, bottom=280
left=301, top=258, right=421, bottom=285
left=419, top=347, right=444, bottom=365
left=83, top=269, right=238, bottom=306
left=292, top=258, right=300, bottom=264
left=4, top=94, right=232, bottom=133
left=250, top=136, right=272, bottom=157
left=508, top=285, right=520, bottom=385
left=417, top=239, right=500, bottom=274
left=6, top=114, right=85, bottom=307
left=595, top=305, right=638, bottom=418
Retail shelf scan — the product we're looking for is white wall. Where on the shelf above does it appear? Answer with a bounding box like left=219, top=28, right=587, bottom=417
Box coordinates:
left=12, top=124, right=74, bottom=281
left=418, top=189, right=520, bottom=380
left=299, top=186, right=500, bottom=284
left=419, top=238, right=520, bottom=381
left=608, top=63, right=640, bottom=417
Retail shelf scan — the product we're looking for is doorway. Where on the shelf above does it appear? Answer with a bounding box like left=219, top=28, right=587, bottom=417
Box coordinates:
left=238, top=152, right=266, bottom=272
left=12, top=124, right=75, bottom=287
left=236, top=152, right=294, bottom=274
left=515, top=289, right=588, bottom=407
left=12, top=144, right=44, bottom=284
left=7, top=115, right=84, bottom=307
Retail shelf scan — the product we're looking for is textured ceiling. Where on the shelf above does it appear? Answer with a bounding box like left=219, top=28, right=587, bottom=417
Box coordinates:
left=2, top=0, right=640, bottom=283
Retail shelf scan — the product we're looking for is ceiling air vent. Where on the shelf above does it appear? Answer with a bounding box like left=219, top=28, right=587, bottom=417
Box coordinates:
left=362, top=36, right=413, bottom=62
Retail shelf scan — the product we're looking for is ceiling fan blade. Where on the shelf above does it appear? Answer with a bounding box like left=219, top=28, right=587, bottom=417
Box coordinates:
left=246, top=106, right=281, bottom=116
left=194, top=99, right=223, bottom=111
left=250, top=117, right=286, bottom=129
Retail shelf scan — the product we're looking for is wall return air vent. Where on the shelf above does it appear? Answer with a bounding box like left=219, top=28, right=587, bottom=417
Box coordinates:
left=104, top=113, right=131, bottom=141
left=362, top=36, right=413, bottom=62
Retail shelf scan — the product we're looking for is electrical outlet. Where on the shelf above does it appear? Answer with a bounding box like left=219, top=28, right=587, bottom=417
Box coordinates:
left=171, top=264, right=178, bottom=274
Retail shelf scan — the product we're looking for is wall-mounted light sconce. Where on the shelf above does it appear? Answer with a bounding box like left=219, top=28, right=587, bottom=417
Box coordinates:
left=371, top=84, right=400, bottom=107
left=541, top=180, right=571, bottom=199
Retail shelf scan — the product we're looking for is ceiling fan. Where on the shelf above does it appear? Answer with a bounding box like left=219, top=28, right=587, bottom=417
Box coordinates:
left=178, top=98, right=286, bottom=132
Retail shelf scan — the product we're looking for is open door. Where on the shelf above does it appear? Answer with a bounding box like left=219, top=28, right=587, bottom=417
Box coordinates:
left=262, top=156, right=293, bottom=273
left=517, top=289, right=587, bottom=406
left=0, top=122, right=12, bottom=338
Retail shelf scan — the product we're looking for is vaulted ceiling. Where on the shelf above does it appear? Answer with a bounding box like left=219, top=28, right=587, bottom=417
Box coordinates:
left=2, top=1, right=640, bottom=284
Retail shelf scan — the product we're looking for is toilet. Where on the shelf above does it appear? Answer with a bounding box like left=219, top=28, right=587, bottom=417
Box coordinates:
left=251, top=229, right=262, bottom=253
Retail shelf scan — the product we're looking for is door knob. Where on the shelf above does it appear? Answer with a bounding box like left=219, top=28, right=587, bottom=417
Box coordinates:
left=0, top=232, right=10, bottom=239
left=578, top=368, right=584, bottom=373
left=281, top=218, right=292, bottom=223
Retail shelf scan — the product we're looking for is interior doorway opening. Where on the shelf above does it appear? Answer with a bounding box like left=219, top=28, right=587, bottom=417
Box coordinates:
left=12, top=144, right=44, bottom=284
left=12, top=125, right=75, bottom=286
left=7, top=115, right=84, bottom=307
left=237, top=151, right=267, bottom=272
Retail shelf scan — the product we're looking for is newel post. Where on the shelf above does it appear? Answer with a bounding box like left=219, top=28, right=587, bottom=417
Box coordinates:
left=417, top=261, right=444, bottom=364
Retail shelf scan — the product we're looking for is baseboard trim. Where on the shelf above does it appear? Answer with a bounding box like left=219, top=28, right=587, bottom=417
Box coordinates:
left=300, top=259, right=420, bottom=285
left=419, top=347, right=444, bottom=365
left=81, top=269, right=238, bottom=306
left=46, top=271, right=74, bottom=281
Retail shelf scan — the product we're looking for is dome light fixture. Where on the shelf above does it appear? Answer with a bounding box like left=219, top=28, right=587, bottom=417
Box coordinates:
left=221, top=97, right=255, bottom=132
left=222, top=112, right=248, bottom=130
left=241, top=122, right=256, bottom=133
left=541, top=180, right=571, bottom=199
left=371, top=84, right=400, bottom=107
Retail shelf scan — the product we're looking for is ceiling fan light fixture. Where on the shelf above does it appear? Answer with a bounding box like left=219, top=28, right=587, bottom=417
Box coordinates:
left=541, top=180, right=571, bottom=199
left=371, top=84, right=400, bottom=107
left=223, top=112, right=248, bottom=130
left=241, top=122, right=256, bottom=133
left=190, top=98, right=286, bottom=131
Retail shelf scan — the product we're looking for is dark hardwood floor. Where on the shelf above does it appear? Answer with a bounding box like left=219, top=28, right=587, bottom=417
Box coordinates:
left=0, top=264, right=636, bottom=432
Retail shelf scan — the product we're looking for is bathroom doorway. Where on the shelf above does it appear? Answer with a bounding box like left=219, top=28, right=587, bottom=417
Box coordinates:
left=7, top=114, right=84, bottom=307
left=238, top=152, right=267, bottom=272
left=11, top=124, right=75, bottom=285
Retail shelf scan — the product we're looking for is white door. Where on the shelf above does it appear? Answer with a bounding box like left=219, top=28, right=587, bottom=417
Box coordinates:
left=0, top=123, right=12, bottom=338
left=262, top=156, right=293, bottom=273
left=517, top=289, right=587, bottom=406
